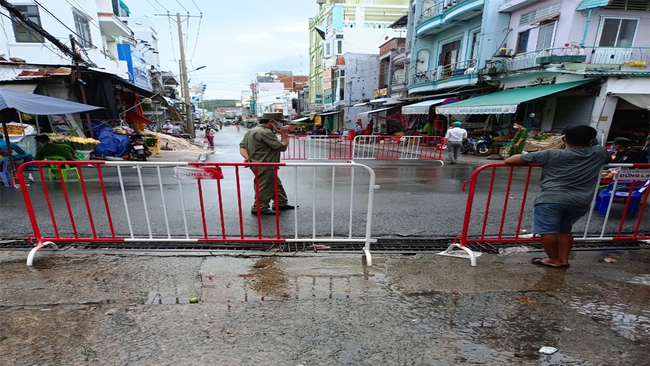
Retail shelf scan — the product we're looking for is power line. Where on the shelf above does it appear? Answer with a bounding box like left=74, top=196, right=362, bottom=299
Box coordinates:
left=190, top=0, right=201, bottom=12
left=0, top=0, right=85, bottom=64
left=173, top=0, right=189, bottom=13
left=189, top=12, right=202, bottom=60
left=166, top=13, right=177, bottom=62
left=33, top=0, right=97, bottom=50
left=0, top=11, right=73, bottom=63
left=153, top=0, right=169, bottom=12
left=144, top=0, right=163, bottom=13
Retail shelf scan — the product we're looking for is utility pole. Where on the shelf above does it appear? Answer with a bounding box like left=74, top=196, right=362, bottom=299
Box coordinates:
left=70, top=35, right=94, bottom=138
left=155, top=12, right=202, bottom=136
left=175, top=12, right=193, bottom=136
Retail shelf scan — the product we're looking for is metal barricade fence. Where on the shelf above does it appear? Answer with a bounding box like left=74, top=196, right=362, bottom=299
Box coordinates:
left=352, top=135, right=445, bottom=162
left=16, top=160, right=379, bottom=266
left=282, top=135, right=352, bottom=160
left=448, top=163, right=650, bottom=266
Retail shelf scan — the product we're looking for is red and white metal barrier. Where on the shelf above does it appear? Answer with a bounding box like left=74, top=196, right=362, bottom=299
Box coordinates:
left=448, top=163, right=650, bottom=266
left=281, top=134, right=445, bottom=163
left=352, top=135, right=445, bottom=162
left=282, top=135, right=352, bottom=160
left=16, top=160, right=379, bottom=266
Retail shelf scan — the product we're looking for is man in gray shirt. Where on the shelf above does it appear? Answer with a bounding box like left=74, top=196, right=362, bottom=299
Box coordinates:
left=505, top=125, right=611, bottom=268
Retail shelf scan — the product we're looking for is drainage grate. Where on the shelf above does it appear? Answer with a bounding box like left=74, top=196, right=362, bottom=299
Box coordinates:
left=1, top=238, right=648, bottom=254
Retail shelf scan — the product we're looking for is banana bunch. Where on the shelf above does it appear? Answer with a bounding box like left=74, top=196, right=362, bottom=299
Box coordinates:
left=68, top=136, right=100, bottom=146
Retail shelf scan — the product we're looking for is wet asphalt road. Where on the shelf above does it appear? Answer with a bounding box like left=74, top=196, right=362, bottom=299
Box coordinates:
left=0, top=249, right=648, bottom=365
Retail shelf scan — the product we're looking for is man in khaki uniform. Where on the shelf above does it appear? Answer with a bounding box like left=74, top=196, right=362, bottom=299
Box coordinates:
left=239, top=112, right=295, bottom=215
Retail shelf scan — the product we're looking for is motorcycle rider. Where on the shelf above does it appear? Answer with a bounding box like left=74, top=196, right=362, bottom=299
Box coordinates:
left=444, top=121, right=467, bottom=164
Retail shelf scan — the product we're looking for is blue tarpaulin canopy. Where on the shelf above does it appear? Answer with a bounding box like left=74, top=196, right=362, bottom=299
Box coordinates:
left=0, top=88, right=102, bottom=115
left=0, top=88, right=103, bottom=184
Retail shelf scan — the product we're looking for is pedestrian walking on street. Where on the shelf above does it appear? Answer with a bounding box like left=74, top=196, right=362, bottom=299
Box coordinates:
left=444, top=121, right=467, bottom=164
left=504, top=125, right=611, bottom=268
left=239, top=112, right=295, bottom=215
left=205, top=126, right=216, bottom=150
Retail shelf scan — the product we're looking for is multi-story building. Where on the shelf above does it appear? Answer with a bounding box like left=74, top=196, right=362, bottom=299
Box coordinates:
left=0, top=0, right=182, bottom=134
left=438, top=0, right=650, bottom=143
left=406, top=0, right=508, bottom=97
left=0, top=0, right=133, bottom=77
left=309, top=0, right=409, bottom=131
left=249, top=73, right=286, bottom=117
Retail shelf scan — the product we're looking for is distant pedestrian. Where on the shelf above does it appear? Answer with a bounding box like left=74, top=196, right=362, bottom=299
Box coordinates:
left=205, top=126, right=215, bottom=150
left=505, top=125, right=611, bottom=268
left=444, top=121, right=467, bottom=164
left=239, top=112, right=295, bottom=215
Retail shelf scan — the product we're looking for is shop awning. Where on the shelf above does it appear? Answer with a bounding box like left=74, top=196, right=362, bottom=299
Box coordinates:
left=318, top=110, right=340, bottom=116
left=0, top=83, right=38, bottom=93
left=357, top=106, right=395, bottom=120
left=290, top=116, right=310, bottom=124
left=402, top=98, right=447, bottom=115
left=618, top=94, right=650, bottom=110
left=577, top=0, right=610, bottom=10
left=435, top=80, right=594, bottom=115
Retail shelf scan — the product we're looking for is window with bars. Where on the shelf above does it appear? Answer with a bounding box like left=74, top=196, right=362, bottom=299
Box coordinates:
left=73, top=12, right=92, bottom=48
left=598, top=18, right=638, bottom=47
left=12, top=5, right=44, bottom=43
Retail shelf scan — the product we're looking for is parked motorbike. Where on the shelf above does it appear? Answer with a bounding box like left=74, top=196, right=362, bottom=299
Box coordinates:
left=128, top=133, right=152, bottom=161
left=475, top=133, right=493, bottom=156
left=461, top=133, right=493, bottom=156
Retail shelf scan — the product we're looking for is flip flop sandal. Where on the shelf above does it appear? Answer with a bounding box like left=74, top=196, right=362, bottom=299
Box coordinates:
left=531, top=257, right=569, bottom=268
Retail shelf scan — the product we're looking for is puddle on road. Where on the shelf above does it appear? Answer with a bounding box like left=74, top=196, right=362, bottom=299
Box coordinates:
left=565, top=295, right=650, bottom=342
left=145, top=294, right=197, bottom=305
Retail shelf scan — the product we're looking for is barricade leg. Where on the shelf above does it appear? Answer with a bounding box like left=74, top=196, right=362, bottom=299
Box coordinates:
left=26, top=241, right=58, bottom=266
left=438, top=243, right=477, bottom=267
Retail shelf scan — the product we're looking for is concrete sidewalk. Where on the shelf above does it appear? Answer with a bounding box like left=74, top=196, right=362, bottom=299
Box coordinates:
left=0, top=249, right=648, bottom=365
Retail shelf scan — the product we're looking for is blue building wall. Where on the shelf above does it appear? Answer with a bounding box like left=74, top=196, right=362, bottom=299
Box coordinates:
left=116, top=44, right=151, bottom=91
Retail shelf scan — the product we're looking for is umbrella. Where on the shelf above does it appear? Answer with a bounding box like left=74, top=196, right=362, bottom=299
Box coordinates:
left=0, top=88, right=103, bottom=183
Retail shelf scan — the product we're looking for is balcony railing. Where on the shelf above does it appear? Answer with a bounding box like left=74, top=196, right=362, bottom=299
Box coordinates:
left=419, top=0, right=467, bottom=24
left=412, top=59, right=477, bottom=85
left=482, top=46, right=650, bottom=75
left=392, top=74, right=406, bottom=85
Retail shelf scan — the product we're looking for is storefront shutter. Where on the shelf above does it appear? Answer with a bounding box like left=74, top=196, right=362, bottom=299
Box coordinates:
left=553, top=96, right=594, bottom=131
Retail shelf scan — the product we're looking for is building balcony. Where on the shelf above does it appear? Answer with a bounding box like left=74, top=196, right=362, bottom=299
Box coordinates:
left=417, top=0, right=483, bottom=36
left=411, top=59, right=478, bottom=85
left=480, top=46, right=650, bottom=76
left=98, top=12, right=132, bottom=38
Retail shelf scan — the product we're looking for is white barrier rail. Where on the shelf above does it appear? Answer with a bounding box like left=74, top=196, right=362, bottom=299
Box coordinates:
left=17, top=161, right=379, bottom=266
left=352, top=135, right=445, bottom=162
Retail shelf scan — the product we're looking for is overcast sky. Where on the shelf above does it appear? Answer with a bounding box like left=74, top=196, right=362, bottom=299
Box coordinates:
left=127, top=0, right=319, bottom=100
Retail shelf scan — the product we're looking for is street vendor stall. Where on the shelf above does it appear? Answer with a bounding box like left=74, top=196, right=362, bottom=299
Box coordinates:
left=0, top=88, right=102, bottom=184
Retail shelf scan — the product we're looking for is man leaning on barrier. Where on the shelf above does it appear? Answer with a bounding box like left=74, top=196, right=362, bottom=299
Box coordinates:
left=239, top=112, right=297, bottom=215
left=504, top=125, right=611, bottom=268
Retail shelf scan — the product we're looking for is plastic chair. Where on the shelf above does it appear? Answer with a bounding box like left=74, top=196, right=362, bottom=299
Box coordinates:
left=0, top=156, right=11, bottom=186
left=596, top=180, right=650, bottom=216
left=44, top=155, right=80, bottom=182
